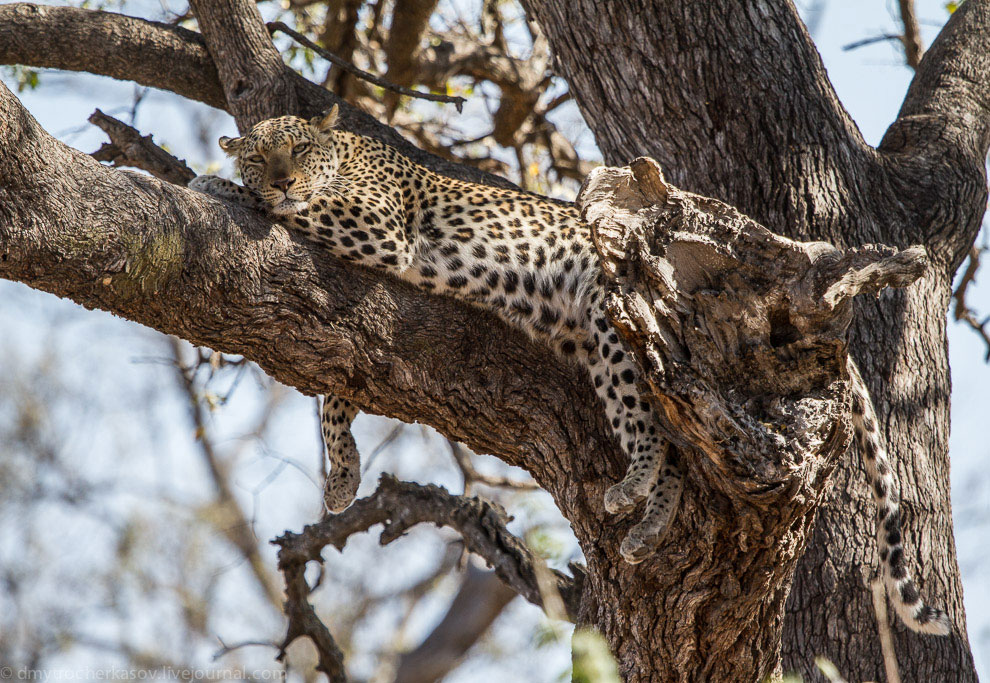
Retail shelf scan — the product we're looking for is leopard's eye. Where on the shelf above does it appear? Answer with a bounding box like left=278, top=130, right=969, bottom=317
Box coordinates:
left=292, top=142, right=311, bottom=155
left=245, top=154, right=265, bottom=165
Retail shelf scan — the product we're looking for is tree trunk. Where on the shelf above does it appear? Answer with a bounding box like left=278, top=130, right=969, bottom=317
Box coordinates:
left=523, top=0, right=989, bottom=680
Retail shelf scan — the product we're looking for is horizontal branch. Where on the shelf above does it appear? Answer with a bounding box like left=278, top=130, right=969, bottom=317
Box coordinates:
left=0, top=3, right=226, bottom=108
left=274, top=475, right=581, bottom=620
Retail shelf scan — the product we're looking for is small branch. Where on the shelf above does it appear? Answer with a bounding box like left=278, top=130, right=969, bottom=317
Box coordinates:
left=842, top=34, right=903, bottom=52
left=89, top=110, right=195, bottom=185
left=898, top=0, right=924, bottom=70
left=271, top=475, right=579, bottom=681
left=952, top=245, right=990, bottom=361
left=448, top=440, right=541, bottom=493
left=267, top=21, right=465, bottom=112
left=213, top=638, right=280, bottom=661
left=279, top=562, right=348, bottom=682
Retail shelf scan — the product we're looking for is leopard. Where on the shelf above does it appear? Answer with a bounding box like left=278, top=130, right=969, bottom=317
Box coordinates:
left=189, top=106, right=949, bottom=635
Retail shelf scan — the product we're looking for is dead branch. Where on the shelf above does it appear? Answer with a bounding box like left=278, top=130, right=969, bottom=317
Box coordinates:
left=273, top=474, right=581, bottom=622
left=89, top=110, right=195, bottom=185
left=580, top=158, right=927, bottom=500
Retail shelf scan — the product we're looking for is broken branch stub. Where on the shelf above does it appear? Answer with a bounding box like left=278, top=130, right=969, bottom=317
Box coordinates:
left=578, top=157, right=927, bottom=504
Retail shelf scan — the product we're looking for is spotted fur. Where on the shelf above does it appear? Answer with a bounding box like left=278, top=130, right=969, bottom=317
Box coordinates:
left=189, top=110, right=950, bottom=626
left=190, top=107, right=681, bottom=559
left=847, top=360, right=950, bottom=635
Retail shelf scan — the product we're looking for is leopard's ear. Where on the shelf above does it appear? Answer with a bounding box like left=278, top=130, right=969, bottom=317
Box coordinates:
left=310, top=104, right=340, bottom=134
left=218, top=135, right=245, bottom=156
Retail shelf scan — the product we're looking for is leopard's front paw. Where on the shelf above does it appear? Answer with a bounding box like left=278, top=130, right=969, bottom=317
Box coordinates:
left=187, top=174, right=222, bottom=193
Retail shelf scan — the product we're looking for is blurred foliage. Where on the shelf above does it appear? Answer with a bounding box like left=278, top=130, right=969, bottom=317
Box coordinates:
left=571, top=629, right=620, bottom=683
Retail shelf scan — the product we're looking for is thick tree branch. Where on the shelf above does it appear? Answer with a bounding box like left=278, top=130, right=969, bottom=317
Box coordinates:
left=878, top=0, right=990, bottom=266
left=188, top=0, right=297, bottom=127
left=883, top=0, right=990, bottom=161
left=274, top=475, right=580, bottom=621
left=522, top=0, right=869, bottom=232
left=0, top=3, right=226, bottom=108
left=0, top=3, right=510, bottom=187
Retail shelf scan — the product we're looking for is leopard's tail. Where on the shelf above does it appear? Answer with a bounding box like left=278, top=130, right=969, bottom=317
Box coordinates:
left=848, top=359, right=950, bottom=635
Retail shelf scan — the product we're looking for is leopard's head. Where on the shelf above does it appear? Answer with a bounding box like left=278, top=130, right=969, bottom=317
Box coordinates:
left=218, top=106, right=341, bottom=216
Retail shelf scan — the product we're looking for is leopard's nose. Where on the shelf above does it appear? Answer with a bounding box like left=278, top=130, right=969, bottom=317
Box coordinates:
left=271, top=177, right=296, bottom=193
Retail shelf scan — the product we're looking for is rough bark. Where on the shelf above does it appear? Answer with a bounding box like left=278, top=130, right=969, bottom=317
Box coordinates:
left=0, top=81, right=607, bottom=493
left=524, top=0, right=989, bottom=679
left=188, top=0, right=297, bottom=127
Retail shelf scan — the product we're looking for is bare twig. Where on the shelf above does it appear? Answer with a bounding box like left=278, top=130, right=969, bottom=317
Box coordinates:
left=952, top=245, right=990, bottom=361
left=267, top=21, right=465, bottom=112
left=89, top=109, right=195, bottom=185
left=212, top=638, right=280, bottom=661
left=448, top=440, right=540, bottom=494
left=842, top=34, right=903, bottom=52
left=871, top=578, right=903, bottom=683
